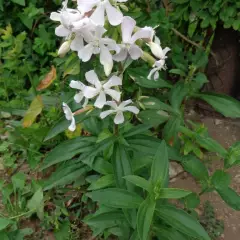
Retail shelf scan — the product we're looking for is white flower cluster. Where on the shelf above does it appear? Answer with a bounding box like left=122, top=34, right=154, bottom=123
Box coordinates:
left=51, top=0, right=170, bottom=131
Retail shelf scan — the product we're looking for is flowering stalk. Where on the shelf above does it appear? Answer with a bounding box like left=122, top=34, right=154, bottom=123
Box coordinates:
left=51, top=0, right=170, bottom=131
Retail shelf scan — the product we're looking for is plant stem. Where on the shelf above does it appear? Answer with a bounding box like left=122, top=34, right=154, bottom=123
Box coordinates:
left=114, top=124, right=119, bottom=136
left=9, top=209, right=35, bottom=220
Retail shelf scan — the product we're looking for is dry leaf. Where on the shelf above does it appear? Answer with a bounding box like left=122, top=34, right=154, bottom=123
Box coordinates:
left=37, top=66, right=57, bottom=91
left=23, top=95, right=43, bottom=128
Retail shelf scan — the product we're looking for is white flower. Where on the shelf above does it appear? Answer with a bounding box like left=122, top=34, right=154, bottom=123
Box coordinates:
left=100, top=100, right=139, bottom=124
left=83, top=70, right=122, bottom=109
left=77, top=0, right=126, bottom=26
left=147, top=36, right=170, bottom=80
left=50, top=5, right=83, bottom=38
left=78, top=26, right=120, bottom=76
left=58, top=41, right=71, bottom=57
left=62, top=102, right=76, bottom=131
left=147, top=60, right=167, bottom=80
left=69, top=80, right=89, bottom=107
left=148, top=36, right=170, bottom=60
left=113, top=16, right=153, bottom=61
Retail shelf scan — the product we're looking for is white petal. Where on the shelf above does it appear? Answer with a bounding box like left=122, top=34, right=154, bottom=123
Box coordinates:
left=94, top=90, right=106, bottom=109
left=70, top=80, right=85, bottom=90
left=124, top=106, right=139, bottom=114
left=119, top=99, right=132, bottom=108
left=131, top=27, right=153, bottom=43
left=105, top=2, right=123, bottom=26
left=84, top=86, right=99, bottom=99
left=121, top=16, right=135, bottom=43
left=62, top=102, right=73, bottom=121
left=149, top=42, right=164, bottom=59
left=95, top=25, right=107, bottom=39
left=85, top=70, right=102, bottom=89
left=162, top=47, right=171, bottom=56
left=100, top=44, right=113, bottom=76
left=103, top=76, right=122, bottom=89
left=68, top=116, right=76, bottom=132
left=113, top=47, right=128, bottom=62
left=77, top=0, right=98, bottom=13
left=101, top=38, right=120, bottom=52
left=90, top=4, right=105, bottom=26
left=78, top=43, right=94, bottom=62
left=50, top=12, right=61, bottom=21
left=74, top=92, right=84, bottom=103
left=129, top=44, right=143, bottom=60
left=105, top=101, right=118, bottom=109
left=104, top=89, right=121, bottom=102
left=154, top=36, right=161, bottom=45
left=154, top=71, right=159, bottom=81
left=55, top=25, right=71, bottom=37
left=147, top=68, right=158, bottom=80
left=100, top=110, right=115, bottom=119
left=114, top=111, right=124, bottom=124
left=70, top=36, right=84, bottom=51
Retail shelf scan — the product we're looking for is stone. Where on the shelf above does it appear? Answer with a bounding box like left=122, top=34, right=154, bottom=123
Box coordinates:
left=169, top=162, right=184, bottom=179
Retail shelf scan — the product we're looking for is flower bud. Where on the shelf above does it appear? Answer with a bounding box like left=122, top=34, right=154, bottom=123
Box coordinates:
left=58, top=41, right=71, bottom=57
left=148, top=41, right=164, bottom=59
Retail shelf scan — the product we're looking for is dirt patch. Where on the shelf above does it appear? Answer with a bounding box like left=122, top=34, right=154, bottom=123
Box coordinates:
left=171, top=115, right=240, bottom=240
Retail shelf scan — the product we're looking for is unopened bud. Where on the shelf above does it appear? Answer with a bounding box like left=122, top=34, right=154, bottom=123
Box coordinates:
left=58, top=41, right=71, bottom=57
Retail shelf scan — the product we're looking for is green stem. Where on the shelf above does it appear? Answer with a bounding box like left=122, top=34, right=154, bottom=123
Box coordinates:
left=9, top=209, right=35, bottom=220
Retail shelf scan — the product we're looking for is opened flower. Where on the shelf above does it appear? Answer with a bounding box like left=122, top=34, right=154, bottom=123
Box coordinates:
left=78, top=26, right=120, bottom=76
left=113, top=16, right=153, bottom=61
left=77, top=0, right=126, bottom=26
left=83, top=70, right=122, bottom=109
left=62, top=102, right=76, bottom=131
left=70, top=80, right=89, bottom=107
left=50, top=3, right=83, bottom=38
left=100, top=100, right=139, bottom=124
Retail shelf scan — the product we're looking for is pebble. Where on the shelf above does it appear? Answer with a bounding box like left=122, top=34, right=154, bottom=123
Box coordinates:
left=214, top=119, right=223, bottom=125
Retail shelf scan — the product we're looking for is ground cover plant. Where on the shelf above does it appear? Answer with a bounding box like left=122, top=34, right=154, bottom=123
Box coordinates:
left=1, top=0, right=240, bottom=239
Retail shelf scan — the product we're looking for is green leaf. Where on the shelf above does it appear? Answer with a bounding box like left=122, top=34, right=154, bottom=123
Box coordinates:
left=138, top=110, right=169, bottom=126
left=156, top=205, right=211, bottom=240
left=63, top=53, right=80, bottom=77
left=192, top=73, right=208, bottom=90
left=140, top=97, right=175, bottom=112
left=211, top=170, right=231, bottom=190
left=43, top=163, right=88, bottom=190
left=197, top=93, right=240, bottom=118
left=128, top=68, right=172, bottom=89
left=11, top=172, right=26, bottom=191
left=184, top=193, right=200, bottom=209
left=155, top=226, right=188, bottom=240
left=84, top=211, right=125, bottom=230
left=137, top=197, right=156, bottom=240
left=112, top=144, right=133, bottom=191
left=150, top=141, right=169, bottom=187
left=88, top=174, right=114, bottom=190
left=0, top=218, right=12, bottom=231
left=90, top=188, right=143, bottom=209
left=11, top=0, right=25, bottom=6
left=163, top=116, right=181, bottom=145
left=54, top=221, right=70, bottom=240
left=169, top=82, right=189, bottom=111
left=188, top=21, right=198, bottom=38
left=27, top=188, right=44, bottom=220
left=42, top=136, right=96, bottom=169
left=182, top=155, right=209, bottom=181
left=217, top=187, right=240, bottom=210
left=159, top=188, right=191, bottom=199
left=123, top=124, right=151, bottom=138
left=44, top=110, right=99, bottom=141
left=169, top=69, right=186, bottom=77
left=124, top=175, right=151, bottom=191
left=195, top=135, right=227, bottom=157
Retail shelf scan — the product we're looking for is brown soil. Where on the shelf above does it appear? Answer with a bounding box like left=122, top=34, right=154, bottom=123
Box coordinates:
left=171, top=113, right=240, bottom=240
